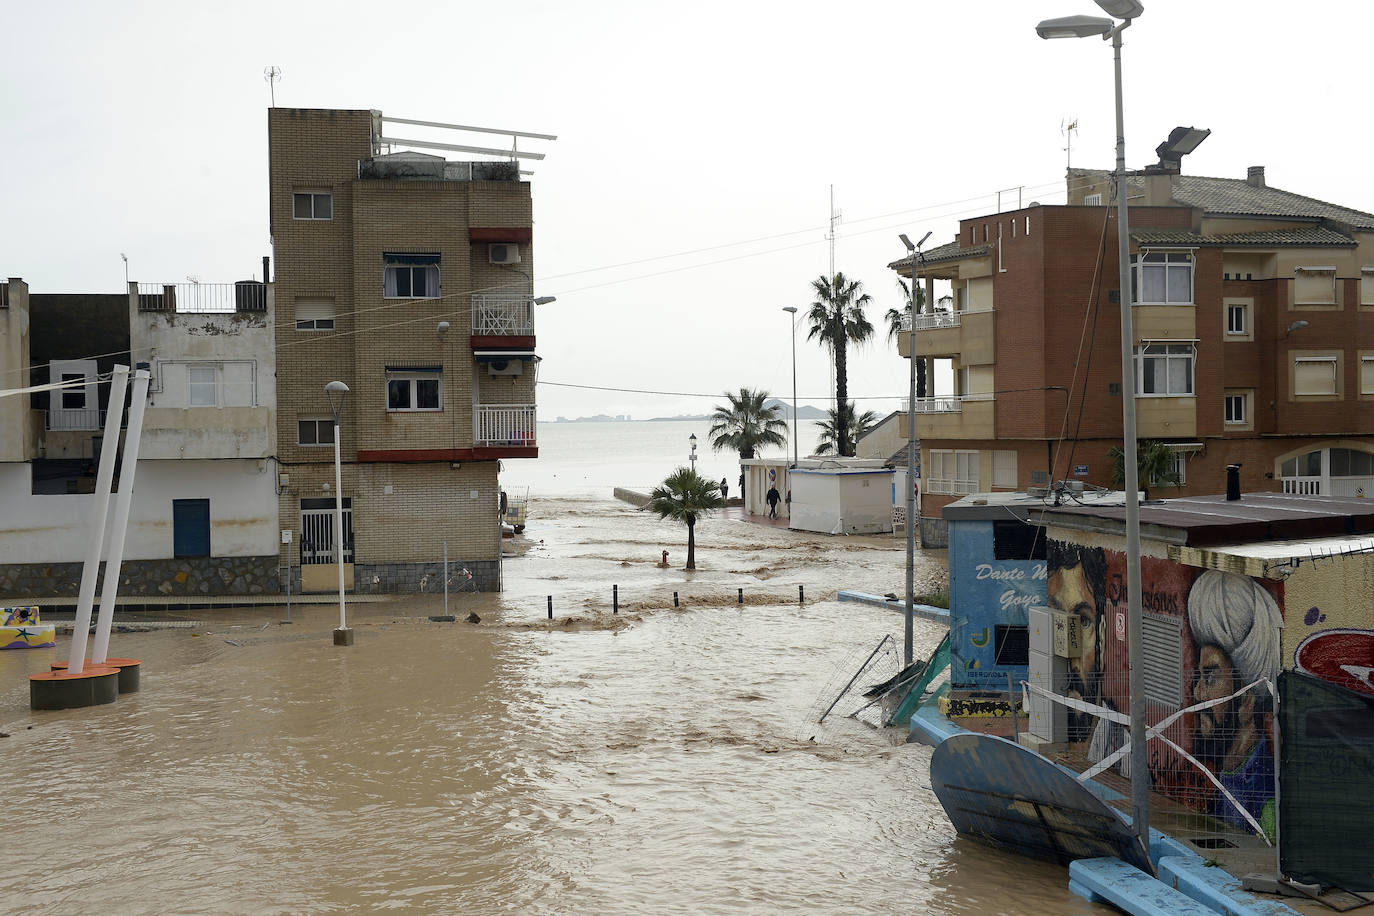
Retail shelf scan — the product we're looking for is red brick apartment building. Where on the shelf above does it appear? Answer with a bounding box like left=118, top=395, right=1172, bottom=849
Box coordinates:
left=269, top=108, right=548, bottom=591
left=893, top=154, right=1374, bottom=546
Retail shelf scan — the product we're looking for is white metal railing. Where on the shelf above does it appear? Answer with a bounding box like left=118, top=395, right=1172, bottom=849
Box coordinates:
left=908, top=393, right=993, bottom=414
left=137, top=281, right=267, bottom=314
left=927, top=476, right=979, bottom=496
left=471, top=294, right=535, bottom=335
left=1283, top=477, right=1322, bottom=495
left=44, top=408, right=106, bottom=431
left=475, top=404, right=537, bottom=446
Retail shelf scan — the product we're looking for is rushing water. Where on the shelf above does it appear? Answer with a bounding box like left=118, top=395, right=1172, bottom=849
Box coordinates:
left=0, top=426, right=1108, bottom=914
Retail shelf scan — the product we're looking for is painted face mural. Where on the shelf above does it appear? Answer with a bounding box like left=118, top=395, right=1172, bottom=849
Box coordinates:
left=1186, top=569, right=1282, bottom=830
left=1046, top=542, right=1107, bottom=743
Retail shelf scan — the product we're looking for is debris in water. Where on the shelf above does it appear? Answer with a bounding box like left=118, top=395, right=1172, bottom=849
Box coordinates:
left=465, top=612, right=481, bottom=624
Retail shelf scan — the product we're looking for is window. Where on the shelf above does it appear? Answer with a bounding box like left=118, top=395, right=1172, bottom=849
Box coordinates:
left=1227, top=303, right=1247, bottom=335
left=956, top=285, right=968, bottom=312
left=1151, top=451, right=1187, bottom=487
left=992, top=450, right=1017, bottom=489
left=60, top=372, right=86, bottom=409
left=1225, top=393, right=1247, bottom=425
left=386, top=369, right=442, bottom=411
left=929, top=449, right=979, bottom=495
left=295, top=299, right=336, bottom=331
left=1362, top=355, right=1374, bottom=395
left=292, top=191, right=333, bottom=220
left=1084, top=192, right=1103, bottom=206
left=1294, top=355, right=1338, bottom=396
left=1135, top=343, right=1195, bottom=396
left=188, top=365, right=217, bottom=407
left=1295, top=267, right=1336, bottom=305
left=1132, top=251, right=1194, bottom=304
left=992, top=519, right=1045, bottom=560
left=1362, top=268, right=1374, bottom=306
left=172, top=499, right=211, bottom=558
left=383, top=253, right=440, bottom=299
left=297, top=418, right=335, bottom=446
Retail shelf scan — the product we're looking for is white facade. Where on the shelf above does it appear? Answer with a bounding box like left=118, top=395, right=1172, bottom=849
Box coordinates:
left=789, top=464, right=895, bottom=535
left=0, top=459, right=277, bottom=562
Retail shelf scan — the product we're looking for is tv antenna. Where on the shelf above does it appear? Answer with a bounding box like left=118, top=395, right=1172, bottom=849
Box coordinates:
left=264, top=66, right=282, bottom=106
left=1061, top=118, right=1079, bottom=169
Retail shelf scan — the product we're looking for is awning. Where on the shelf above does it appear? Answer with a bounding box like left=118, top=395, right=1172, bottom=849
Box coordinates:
left=1163, top=441, right=1205, bottom=452
left=473, top=350, right=535, bottom=362
left=383, top=252, right=440, bottom=265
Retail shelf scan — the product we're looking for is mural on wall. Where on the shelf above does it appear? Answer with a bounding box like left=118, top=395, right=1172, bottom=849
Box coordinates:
left=1046, top=541, right=1284, bottom=834
left=1283, top=555, right=1374, bottom=697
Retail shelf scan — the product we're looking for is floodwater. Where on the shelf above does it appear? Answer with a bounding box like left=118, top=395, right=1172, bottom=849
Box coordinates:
left=0, top=491, right=1109, bottom=914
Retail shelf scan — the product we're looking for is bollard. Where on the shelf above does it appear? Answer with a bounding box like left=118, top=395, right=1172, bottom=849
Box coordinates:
left=738, top=588, right=743, bottom=604
left=799, top=584, right=805, bottom=604
left=613, top=584, right=618, bottom=615
left=673, top=591, right=679, bottom=607
left=547, top=596, right=553, bottom=620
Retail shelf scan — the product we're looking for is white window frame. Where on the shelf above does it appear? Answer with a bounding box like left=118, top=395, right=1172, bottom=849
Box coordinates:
left=60, top=372, right=87, bottom=409
left=386, top=370, right=442, bottom=412
left=383, top=255, right=441, bottom=299
left=1084, top=192, right=1103, bottom=206
left=295, top=299, right=336, bottom=331
left=1224, top=391, right=1249, bottom=426
left=1132, top=250, right=1195, bottom=305
left=292, top=191, right=333, bottom=220
left=188, top=365, right=218, bottom=407
left=1362, top=354, right=1374, bottom=395
left=992, top=450, right=1017, bottom=489
left=1226, top=302, right=1247, bottom=336
left=1295, top=267, right=1337, bottom=306
left=1294, top=355, right=1339, bottom=396
left=929, top=449, right=979, bottom=495
left=1362, top=268, right=1374, bottom=306
left=1134, top=343, right=1196, bottom=397
left=297, top=418, right=335, bottom=446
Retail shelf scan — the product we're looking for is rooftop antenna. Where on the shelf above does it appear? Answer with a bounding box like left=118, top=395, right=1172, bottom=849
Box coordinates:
left=1062, top=117, right=1078, bottom=169
left=264, top=66, right=282, bottom=107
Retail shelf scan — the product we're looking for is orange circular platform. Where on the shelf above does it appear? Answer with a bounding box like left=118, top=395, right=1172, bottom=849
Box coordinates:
left=51, top=658, right=142, bottom=693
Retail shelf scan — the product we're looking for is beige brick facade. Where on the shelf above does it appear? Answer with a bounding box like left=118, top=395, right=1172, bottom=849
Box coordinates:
left=268, top=108, right=538, bottom=592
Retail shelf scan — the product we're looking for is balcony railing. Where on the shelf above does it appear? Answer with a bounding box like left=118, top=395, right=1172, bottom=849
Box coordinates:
left=902, top=311, right=963, bottom=333
left=137, top=281, right=267, bottom=314
left=44, top=408, right=107, bottom=431
left=475, top=404, right=537, bottom=447
left=472, top=294, right=535, bottom=335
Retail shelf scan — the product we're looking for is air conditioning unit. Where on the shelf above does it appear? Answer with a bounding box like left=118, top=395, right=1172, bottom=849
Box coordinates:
left=487, top=359, right=523, bottom=377
left=489, top=243, right=520, bottom=265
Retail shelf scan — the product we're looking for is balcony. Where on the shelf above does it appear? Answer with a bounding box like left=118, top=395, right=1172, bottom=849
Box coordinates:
left=137, top=281, right=267, bottom=314
left=475, top=404, right=537, bottom=456
left=898, top=308, right=994, bottom=363
left=44, top=408, right=107, bottom=431
left=472, top=294, right=535, bottom=336
left=898, top=311, right=961, bottom=333
left=900, top=394, right=996, bottom=440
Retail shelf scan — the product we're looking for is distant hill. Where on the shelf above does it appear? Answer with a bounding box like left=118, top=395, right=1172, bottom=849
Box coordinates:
left=646, top=401, right=828, bottom=422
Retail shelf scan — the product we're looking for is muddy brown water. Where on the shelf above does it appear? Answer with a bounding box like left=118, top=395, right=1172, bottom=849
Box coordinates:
left=1, top=497, right=1108, bottom=913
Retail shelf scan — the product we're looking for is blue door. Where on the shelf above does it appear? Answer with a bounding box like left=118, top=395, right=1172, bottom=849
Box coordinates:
left=172, top=499, right=211, bottom=557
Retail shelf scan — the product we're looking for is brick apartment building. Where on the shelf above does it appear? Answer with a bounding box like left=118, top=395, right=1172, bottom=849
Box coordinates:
left=892, top=144, right=1374, bottom=546
left=269, top=108, right=547, bottom=592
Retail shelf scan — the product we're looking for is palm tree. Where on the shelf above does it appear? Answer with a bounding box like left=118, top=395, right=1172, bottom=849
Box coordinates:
left=807, top=272, right=874, bottom=456
left=1107, top=439, right=1182, bottom=500
left=646, top=467, right=722, bottom=570
left=708, top=388, right=788, bottom=459
left=887, top=277, right=929, bottom=399
left=815, top=401, right=879, bottom=456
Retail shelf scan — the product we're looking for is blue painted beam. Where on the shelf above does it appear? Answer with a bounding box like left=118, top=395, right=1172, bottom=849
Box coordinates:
left=1069, top=857, right=1216, bottom=915
left=1158, top=856, right=1302, bottom=916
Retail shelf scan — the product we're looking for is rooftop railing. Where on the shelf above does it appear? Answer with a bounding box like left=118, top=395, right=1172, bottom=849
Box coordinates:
left=137, top=281, right=267, bottom=314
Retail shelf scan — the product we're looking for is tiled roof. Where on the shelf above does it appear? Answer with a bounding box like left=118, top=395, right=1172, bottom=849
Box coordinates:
left=1131, top=225, right=1356, bottom=248
left=1069, top=168, right=1374, bottom=230
left=886, top=240, right=993, bottom=271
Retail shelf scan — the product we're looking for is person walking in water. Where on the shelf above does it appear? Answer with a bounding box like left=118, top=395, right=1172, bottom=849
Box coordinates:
left=720, top=478, right=729, bottom=502
left=765, top=484, right=781, bottom=519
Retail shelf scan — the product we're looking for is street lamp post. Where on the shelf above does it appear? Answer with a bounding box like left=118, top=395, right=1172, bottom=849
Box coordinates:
left=325, top=380, right=352, bottom=646
left=782, top=306, right=799, bottom=466
left=899, top=232, right=931, bottom=669
left=1037, top=0, right=1148, bottom=847
left=689, top=433, right=698, bottom=473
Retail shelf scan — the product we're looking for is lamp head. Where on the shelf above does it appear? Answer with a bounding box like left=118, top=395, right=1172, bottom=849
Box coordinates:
left=899, top=233, right=915, bottom=252
left=325, top=380, right=349, bottom=420
left=533, top=296, right=556, bottom=306
left=1286, top=320, right=1309, bottom=334
left=1036, top=14, right=1114, bottom=38
left=782, top=305, right=798, bottom=314
left=437, top=320, right=450, bottom=336
left=1094, top=0, right=1144, bottom=18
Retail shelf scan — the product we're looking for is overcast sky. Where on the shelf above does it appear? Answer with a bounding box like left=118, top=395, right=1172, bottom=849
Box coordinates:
left=4, top=0, right=1371, bottom=420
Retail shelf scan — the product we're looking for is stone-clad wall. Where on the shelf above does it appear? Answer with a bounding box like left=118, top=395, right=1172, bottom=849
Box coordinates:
left=0, top=557, right=279, bottom=597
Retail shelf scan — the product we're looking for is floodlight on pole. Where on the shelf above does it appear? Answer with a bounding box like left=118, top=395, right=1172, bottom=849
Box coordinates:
left=898, top=230, right=929, bottom=668
left=1037, top=0, right=1149, bottom=849
left=782, top=306, right=799, bottom=467
left=325, top=380, right=352, bottom=646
